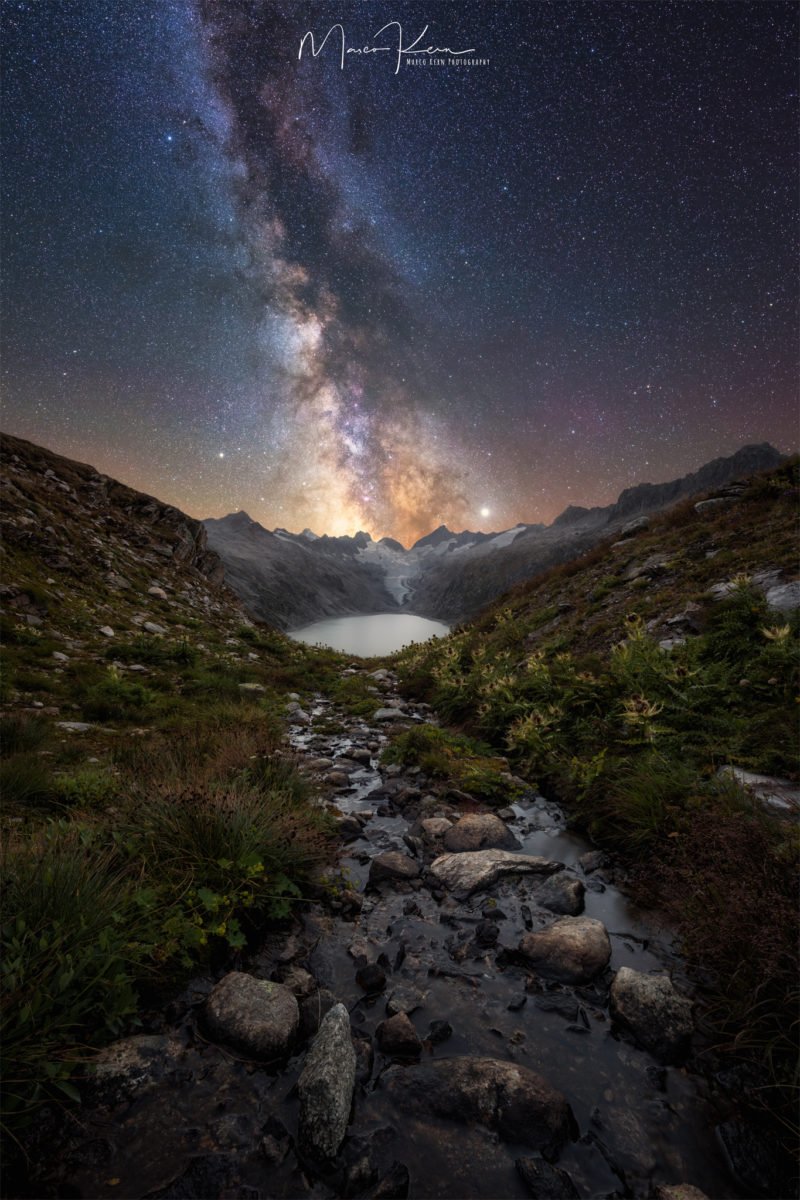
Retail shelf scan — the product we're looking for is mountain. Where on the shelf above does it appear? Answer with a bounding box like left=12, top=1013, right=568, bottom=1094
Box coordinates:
left=205, top=443, right=785, bottom=627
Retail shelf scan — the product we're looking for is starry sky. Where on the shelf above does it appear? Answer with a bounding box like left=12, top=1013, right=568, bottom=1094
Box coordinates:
left=2, top=1, right=797, bottom=546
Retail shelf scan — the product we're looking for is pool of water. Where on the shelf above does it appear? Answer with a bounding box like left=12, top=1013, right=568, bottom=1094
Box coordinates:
left=289, top=612, right=450, bottom=655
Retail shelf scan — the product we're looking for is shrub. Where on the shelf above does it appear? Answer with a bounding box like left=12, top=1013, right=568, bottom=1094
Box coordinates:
left=81, top=669, right=157, bottom=722
left=0, top=757, right=54, bottom=810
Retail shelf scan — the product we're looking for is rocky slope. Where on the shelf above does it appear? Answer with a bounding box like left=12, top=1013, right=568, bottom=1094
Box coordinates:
left=205, top=444, right=785, bottom=627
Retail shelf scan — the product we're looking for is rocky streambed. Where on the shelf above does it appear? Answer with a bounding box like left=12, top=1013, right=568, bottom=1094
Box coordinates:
left=21, top=670, right=769, bottom=1199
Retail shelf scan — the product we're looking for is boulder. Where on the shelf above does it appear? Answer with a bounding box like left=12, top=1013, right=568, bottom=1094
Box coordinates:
left=376, top=1012, right=422, bottom=1058
left=519, top=916, right=611, bottom=984
left=91, top=1034, right=185, bottom=1104
left=429, top=850, right=562, bottom=900
left=420, top=817, right=453, bottom=839
left=381, top=1057, right=574, bottom=1155
left=98, top=625, right=115, bottom=638
left=297, top=1003, right=356, bottom=1160
left=537, top=875, right=585, bottom=916
left=654, top=1187, right=710, bottom=1200
left=142, top=621, right=166, bottom=634
left=765, top=581, right=800, bottom=613
left=368, top=851, right=420, bottom=886
left=356, top=962, right=387, bottom=993
left=609, top=967, right=693, bottom=1062
left=515, top=1157, right=579, bottom=1198
left=238, top=682, right=266, bottom=695
left=442, top=813, right=519, bottom=853
left=374, top=708, right=407, bottom=722
left=204, top=972, right=299, bottom=1059
left=718, top=765, right=800, bottom=817
left=386, top=984, right=426, bottom=1017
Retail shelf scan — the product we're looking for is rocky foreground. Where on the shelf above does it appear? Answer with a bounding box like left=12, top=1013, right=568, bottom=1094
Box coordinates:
left=20, top=668, right=778, bottom=1200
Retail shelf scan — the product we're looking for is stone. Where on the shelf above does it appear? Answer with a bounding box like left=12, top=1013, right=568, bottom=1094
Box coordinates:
left=91, top=1034, right=184, bottom=1104
left=299, top=988, right=338, bottom=1040
left=474, top=919, right=500, bottom=948
left=717, top=765, right=800, bottom=817
left=381, top=1057, right=574, bottom=1154
left=429, top=850, right=562, bottom=900
left=325, top=770, right=350, bottom=788
left=443, top=813, right=519, bottom=853
left=420, top=817, right=453, bottom=839
left=98, top=625, right=115, bottom=638
left=578, top=850, right=606, bottom=874
left=297, top=1004, right=356, bottom=1160
left=142, top=621, right=166, bottom=635
left=537, top=875, right=585, bottom=916
left=373, top=708, right=408, bottom=722
left=694, top=497, right=737, bottom=512
left=56, top=721, right=93, bottom=733
left=147, top=586, right=168, bottom=599
left=765, top=581, right=800, bottom=613
left=280, top=966, right=316, bottom=998
left=609, top=967, right=693, bottom=1062
left=204, top=972, right=299, bottom=1059
left=519, top=916, right=611, bottom=984
left=386, top=984, right=426, bottom=1017
left=515, top=1157, right=579, bottom=1198
left=368, top=851, right=420, bottom=886
left=356, top=963, right=387, bottom=993
left=619, top=515, right=650, bottom=537
left=238, top=682, right=266, bottom=694
left=376, top=1012, right=422, bottom=1058
left=52, top=651, right=69, bottom=662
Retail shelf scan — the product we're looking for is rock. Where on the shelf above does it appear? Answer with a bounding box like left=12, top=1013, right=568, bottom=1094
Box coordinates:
left=609, top=967, right=693, bottom=1062
left=386, top=984, right=426, bottom=1017
left=519, top=916, right=611, bottom=984
left=368, top=851, right=420, bottom=886
left=765, top=581, right=800, bottom=613
left=356, top=963, right=387, bottom=993
left=653, top=1186, right=710, bottom=1200
left=420, top=817, right=453, bottom=839
left=238, top=682, right=266, bottom=695
left=620, top=515, right=650, bottom=537
left=442, top=813, right=519, bottom=853
left=429, top=850, right=562, bottom=900
left=299, top=988, right=338, bottom=1039
left=376, top=1012, right=422, bottom=1058
left=496, top=806, right=516, bottom=821
left=142, top=621, right=166, bottom=635
left=91, top=1035, right=184, bottom=1104
left=515, top=1157, right=579, bottom=1198
left=98, top=625, right=115, bottom=638
left=474, top=920, right=500, bottom=948
left=659, top=637, right=686, bottom=652
left=337, top=814, right=363, bottom=841
left=363, top=1162, right=410, bottom=1199
left=147, top=586, right=168, bottom=600
left=204, top=972, right=299, bottom=1059
left=280, top=966, right=316, bottom=998
left=426, top=1019, right=453, bottom=1045
left=694, top=497, right=737, bottom=512
left=381, top=1057, right=574, bottom=1155
left=373, top=708, right=408, bottom=722
left=56, top=721, right=93, bottom=733
left=297, top=1003, right=356, bottom=1160
left=537, top=875, right=585, bottom=916
left=578, top=850, right=606, bottom=874
left=325, top=770, right=350, bottom=788
left=52, top=651, right=69, bottom=662
left=718, top=765, right=800, bottom=816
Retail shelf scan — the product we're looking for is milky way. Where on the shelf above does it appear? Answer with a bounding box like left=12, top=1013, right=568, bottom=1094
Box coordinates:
left=2, top=1, right=797, bottom=545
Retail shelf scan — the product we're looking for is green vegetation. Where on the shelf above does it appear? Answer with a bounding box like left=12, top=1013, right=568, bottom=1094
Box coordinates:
left=394, top=461, right=800, bottom=1148
left=382, top=724, right=523, bottom=803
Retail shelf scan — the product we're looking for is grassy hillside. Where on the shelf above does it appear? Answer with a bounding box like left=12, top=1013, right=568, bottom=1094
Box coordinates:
left=394, top=458, right=800, bottom=1145
left=0, top=434, right=363, bottom=1132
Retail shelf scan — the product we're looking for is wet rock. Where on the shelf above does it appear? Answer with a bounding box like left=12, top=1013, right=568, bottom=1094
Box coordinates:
left=538, top=874, right=585, bottom=916
left=515, top=1156, right=579, bottom=1198
left=474, top=919, right=500, bottom=948
left=578, top=850, right=606, bottom=874
left=356, top=962, right=387, bottom=993
left=369, top=851, right=420, bottom=886
left=381, top=1057, right=574, bottom=1154
left=280, top=965, right=316, bottom=998
left=429, top=849, right=562, bottom=900
left=337, top=814, right=364, bottom=841
left=90, top=1035, right=185, bottom=1104
left=298, top=1003, right=356, bottom=1160
left=386, top=984, right=426, bottom=1017
left=533, top=993, right=579, bottom=1022
left=653, top=1186, right=710, bottom=1200
left=204, top=972, right=299, bottom=1059
left=443, top=813, right=519, bottom=853
left=609, top=967, right=693, bottom=1062
left=354, top=1036, right=374, bottom=1086
left=426, top=1019, right=453, bottom=1045
left=298, top=988, right=340, bottom=1036
left=420, top=817, right=453, bottom=839
left=376, top=1012, right=422, bottom=1058
left=496, top=806, right=516, bottom=821
left=326, top=770, right=351, bottom=787
left=519, top=916, right=611, bottom=984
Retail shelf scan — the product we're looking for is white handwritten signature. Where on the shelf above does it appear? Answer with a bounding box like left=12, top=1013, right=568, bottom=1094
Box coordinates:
left=298, top=22, right=476, bottom=75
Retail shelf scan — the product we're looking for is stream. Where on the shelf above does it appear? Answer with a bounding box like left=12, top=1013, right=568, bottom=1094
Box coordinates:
left=25, top=668, right=752, bottom=1200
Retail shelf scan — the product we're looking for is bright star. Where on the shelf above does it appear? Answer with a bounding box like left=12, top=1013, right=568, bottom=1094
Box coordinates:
left=480, top=506, right=490, bottom=518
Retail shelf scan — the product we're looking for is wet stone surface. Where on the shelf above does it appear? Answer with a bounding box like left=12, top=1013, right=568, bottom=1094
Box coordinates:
left=29, top=668, right=753, bottom=1199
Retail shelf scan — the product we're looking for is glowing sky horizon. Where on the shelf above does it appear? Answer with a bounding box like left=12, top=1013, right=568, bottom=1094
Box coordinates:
left=2, top=2, right=797, bottom=548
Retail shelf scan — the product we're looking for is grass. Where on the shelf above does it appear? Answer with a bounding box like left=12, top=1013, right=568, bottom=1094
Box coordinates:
left=382, top=724, right=523, bottom=803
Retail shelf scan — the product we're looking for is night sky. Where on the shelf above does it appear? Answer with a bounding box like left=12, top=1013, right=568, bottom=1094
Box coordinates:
left=2, top=1, right=797, bottom=546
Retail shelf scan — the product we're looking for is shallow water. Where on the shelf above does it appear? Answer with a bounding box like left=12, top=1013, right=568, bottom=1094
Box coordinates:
left=288, top=612, right=450, bottom=655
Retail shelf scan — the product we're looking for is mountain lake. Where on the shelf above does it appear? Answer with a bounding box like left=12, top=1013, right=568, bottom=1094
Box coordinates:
left=289, top=612, right=450, bottom=655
